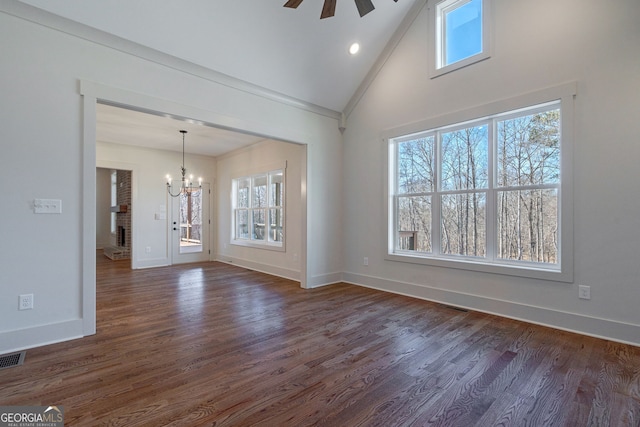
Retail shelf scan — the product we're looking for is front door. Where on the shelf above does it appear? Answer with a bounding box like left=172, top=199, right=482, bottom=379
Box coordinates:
left=170, top=183, right=210, bottom=264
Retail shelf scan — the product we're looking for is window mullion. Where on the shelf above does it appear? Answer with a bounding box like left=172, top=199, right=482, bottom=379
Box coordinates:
left=248, top=177, right=254, bottom=240
left=266, top=174, right=272, bottom=242
left=486, top=118, right=496, bottom=262
left=432, top=130, right=442, bottom=255
left=498, top=183, right=559, bottom=192
left=392, top=194, right=397, bottom=252
left=391, top=143, right=399, bottom=253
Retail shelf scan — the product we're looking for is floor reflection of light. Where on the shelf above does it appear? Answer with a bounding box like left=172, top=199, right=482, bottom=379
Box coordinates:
left=231, top=285, right=285, bottom=337
left=174, top=269, right=288, bottom=344
left=177, top=268, right=205, bottom=318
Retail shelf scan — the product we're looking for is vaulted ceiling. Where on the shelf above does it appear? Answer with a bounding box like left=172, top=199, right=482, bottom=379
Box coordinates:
left=17, top=0, right=423, bottom=155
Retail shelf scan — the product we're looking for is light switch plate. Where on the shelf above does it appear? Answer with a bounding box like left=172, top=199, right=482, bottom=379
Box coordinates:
left=34, top=199, right=62, bottom=214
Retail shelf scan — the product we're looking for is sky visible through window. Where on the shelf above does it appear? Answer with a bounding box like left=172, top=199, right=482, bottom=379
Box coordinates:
left=445, top=0, right=482, bottom=65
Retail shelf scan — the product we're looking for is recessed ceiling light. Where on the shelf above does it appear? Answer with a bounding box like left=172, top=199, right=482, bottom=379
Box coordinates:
left=349, top=42, right=360, bottom=55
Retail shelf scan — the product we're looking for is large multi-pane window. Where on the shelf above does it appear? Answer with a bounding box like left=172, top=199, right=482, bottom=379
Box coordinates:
left=389, top=96, right=571, bottom=280
left=233, top=169, right=284, bottom=248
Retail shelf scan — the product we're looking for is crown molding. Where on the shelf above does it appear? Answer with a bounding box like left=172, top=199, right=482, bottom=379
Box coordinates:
left=1, top=0, right=342, bottom=121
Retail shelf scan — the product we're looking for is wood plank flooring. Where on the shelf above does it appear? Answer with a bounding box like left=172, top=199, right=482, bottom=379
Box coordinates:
left=1, top=255, right=639, bottom=426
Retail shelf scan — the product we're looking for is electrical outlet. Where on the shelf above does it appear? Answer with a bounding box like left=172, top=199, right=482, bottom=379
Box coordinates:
left=145, top=246, right=151, bottom=254
left=363, top=257, right=369, bottom=266
left=578, top=285, right=591, bottom=300
left=19, top=294, right=34, bottom=310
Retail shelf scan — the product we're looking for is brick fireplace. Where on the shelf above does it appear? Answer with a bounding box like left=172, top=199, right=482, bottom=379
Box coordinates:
left=105, top=170, right=131, bottom=260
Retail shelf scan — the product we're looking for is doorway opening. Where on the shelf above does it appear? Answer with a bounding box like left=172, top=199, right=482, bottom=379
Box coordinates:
left=97, top=167, right=132, bottom=264
left=170, top=182, right=211, bottom=264
left=84, top=85, right=309, bottom=339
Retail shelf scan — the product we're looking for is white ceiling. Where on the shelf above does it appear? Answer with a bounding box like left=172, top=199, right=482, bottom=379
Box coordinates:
left=96, top=103, right=267, bottom=157
left=17, top=0, right=421, bottom=156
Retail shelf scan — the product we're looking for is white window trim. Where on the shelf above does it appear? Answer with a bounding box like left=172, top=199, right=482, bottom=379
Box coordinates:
left=428, top=0, right=492, bottom=78
left=231, top=162, right=287, bottom=252
left=383, top=83, right=576, bottom=282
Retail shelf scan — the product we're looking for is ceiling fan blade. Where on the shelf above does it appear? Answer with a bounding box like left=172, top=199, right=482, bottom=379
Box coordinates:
left=283, top=0, right=304, bottom=9
left=354, top=0, right=375, bottom=17
left=320, top=0, right=337, bottom=18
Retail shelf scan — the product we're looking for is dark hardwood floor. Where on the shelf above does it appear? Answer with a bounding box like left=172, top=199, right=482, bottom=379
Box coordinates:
left=2, top=254, right=639, bottom=426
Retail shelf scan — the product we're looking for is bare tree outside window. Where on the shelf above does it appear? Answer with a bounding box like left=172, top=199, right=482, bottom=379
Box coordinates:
left=236, top=178, right=250, bottom=239
left=391, top=103, right=561, bottom=269
left=179, top=189, right=202, bottom=245
left=440, top=125, right=488, bottom=257
left=497, top=109, right=560, bottom=263
left=233, top=169, right=285, bottom=248
left=397, top=136, right=434, bottom=252
left=252, top=174, right=267, bottom=240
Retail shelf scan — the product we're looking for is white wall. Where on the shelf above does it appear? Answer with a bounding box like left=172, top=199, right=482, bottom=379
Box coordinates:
left=0, top=5, right=342, bottom=353
left=96, top=168, right=112, bottom=249
left=343, top=0, right=640, bottom=344
left=215, top=140, right=304, bottom=281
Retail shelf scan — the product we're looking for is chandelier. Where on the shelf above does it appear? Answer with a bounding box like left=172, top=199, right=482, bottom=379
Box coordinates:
left=166, top=130, right=202, bottom=198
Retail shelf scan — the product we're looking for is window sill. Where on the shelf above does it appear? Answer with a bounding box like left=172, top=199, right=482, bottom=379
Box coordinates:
left=430, top=51, right=491, bottom=79
left=231, top=239, right=285, bottom=252
left=385, top=252, right=572, bottom=283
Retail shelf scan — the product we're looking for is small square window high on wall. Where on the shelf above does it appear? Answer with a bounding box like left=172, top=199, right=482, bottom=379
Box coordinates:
left=428, top=0, right=492, bottom=78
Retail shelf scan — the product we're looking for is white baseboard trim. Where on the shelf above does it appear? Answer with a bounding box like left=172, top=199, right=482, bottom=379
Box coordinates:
left=343, top=272, right=640, bottom=347
left=215, top=256, right=301, bottom=282
left=134, top=258, right=171, bottom=269
left=306, top=271, right=343, bottom=288
left=0, top=319, right=85, bottom=354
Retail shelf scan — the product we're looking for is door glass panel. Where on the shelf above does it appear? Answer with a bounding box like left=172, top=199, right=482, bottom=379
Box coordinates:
left=179, top=189, right=203, bottom=254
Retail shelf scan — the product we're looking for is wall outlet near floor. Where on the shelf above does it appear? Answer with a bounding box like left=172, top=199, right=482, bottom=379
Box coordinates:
left=578, top=285, right=591, bottom=300
left=363, top=257, right=369, bottom=266
left=19, top=294, right=34, bottom=310
left=145, top=246, right=151, bottom=254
